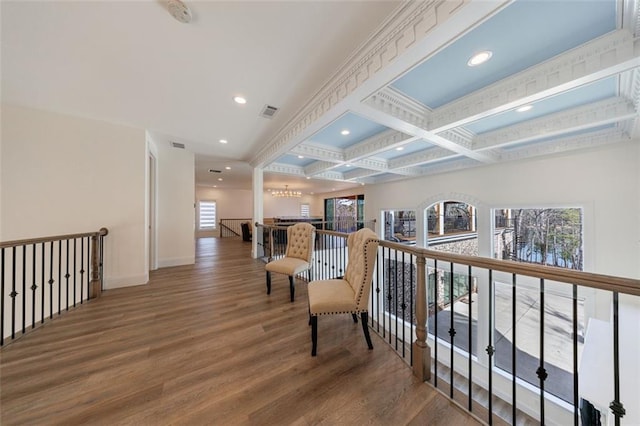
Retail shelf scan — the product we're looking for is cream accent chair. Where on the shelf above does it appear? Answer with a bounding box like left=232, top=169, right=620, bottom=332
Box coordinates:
left=307, top=227, right=380, bottom=356
left=265, top=222, right=316, bottom=302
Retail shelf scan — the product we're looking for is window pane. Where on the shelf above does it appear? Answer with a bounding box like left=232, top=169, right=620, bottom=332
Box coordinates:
left=199, top=201, right=216, bottom=230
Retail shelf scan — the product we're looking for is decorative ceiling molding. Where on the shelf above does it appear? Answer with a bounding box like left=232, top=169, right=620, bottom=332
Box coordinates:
left=419, top=157, right=481, bottom=176
left=498, top=127, right=630, bottom=161
left=388, top=146, right=454, bottom=168
left=290, top=143, right=344, bottom=162
left=304, top=160, right=339, bottom=176
left=428, top=30, right=640, bottom=132
left=343, top=168, right=381, bottom=180
left=311, top=170, right=346, bottom=181
left=344, top=129, right=416, bottom=162
left=364, top=87, right=430, bottom=128
left=619, top=67, right=640, bottom=138
left=264, top=163, right=306, bottom=176
left=437, top=128, right=474, bottom=149
left=249, top=0, right=473, bottom=167
left=473, top=97, right=637, bottom=150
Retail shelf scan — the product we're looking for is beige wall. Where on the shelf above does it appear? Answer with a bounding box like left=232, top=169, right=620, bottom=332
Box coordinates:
left=195, top=186, right=253, bottom=237
left=1, top=104, right=148, bottom=288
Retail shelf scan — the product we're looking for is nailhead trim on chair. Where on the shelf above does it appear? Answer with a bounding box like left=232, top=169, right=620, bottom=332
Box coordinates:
left=313, top=309, right=367, bottom=316
left=354, top=238, right=379, bottom=310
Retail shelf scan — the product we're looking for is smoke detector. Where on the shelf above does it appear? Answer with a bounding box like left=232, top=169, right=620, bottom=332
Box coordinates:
left=167, top=0, right=192, bottom=24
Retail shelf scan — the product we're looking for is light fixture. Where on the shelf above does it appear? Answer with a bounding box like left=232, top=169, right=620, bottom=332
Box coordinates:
left=219, top=139, right=228, bottom=144
left=271, top=185, right=302, bottom=198
left=218, top=178, right=223, bottom=181
left=167, top=0, right=192, bottom=24
left=467, top=50, right=493, bottom=67
left=516, top=105, right=533, bottom=112
left=396, top=146, right=404, bottom=151
left=340, top=129, right=350, bottom=135
left=298, top=155, right=304, bottom=159
left=233, top=96, right=247, bottom=104
left=225, top=166, right=231, bottom=170
left=306, top=176, right=311, bottom=179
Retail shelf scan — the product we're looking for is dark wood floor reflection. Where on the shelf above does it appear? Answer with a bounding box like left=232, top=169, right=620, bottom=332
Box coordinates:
left=1, top=237, right=480, bottom=425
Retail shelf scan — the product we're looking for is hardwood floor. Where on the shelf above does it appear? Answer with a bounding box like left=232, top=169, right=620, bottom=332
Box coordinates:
left=1, top=237, right=481, bottom=425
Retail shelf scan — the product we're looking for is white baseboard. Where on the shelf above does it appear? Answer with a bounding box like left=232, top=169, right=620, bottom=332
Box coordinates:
left=104, top=273, right=149, bottom=289
left=157, top=256, right=195, bottom=268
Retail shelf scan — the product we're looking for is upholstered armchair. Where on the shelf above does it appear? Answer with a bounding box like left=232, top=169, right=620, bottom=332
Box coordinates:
left=307, top=227, right=380, bottom=356
left=265, top=222, right=316, bottom=302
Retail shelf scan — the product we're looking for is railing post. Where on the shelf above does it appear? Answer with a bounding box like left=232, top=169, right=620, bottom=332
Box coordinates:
left=413, top=255, right=431, bottom=381
left=90, top=228, right=108, bottom=299
left=268, top=227, right=274, bottom=262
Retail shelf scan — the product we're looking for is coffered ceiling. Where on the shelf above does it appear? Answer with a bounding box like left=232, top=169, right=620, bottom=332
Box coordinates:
left=2, top=0, right=639, bottom=194
left=254, top=0, right=640, bottom=190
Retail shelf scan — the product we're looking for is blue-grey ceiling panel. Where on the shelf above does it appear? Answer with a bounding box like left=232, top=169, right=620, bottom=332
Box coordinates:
left=465, top=77, right=618, bottom=134
left=391, top=0, right=616, bottom=108
left=309, top=112, right=388, bottom=149
left=275, top=154, right=315, bottom=167
left=374, top=139, right=433, bottom=160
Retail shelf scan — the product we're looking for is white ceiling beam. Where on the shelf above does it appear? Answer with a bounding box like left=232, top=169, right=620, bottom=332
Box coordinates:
left=473, top=97, right=637, bottom=151
left=290, top=143, right=344, bottom=163
left=264, top=163, right=306, bottom=177
left=429, top=30, right=640, bottom=132
left=388, top=147, right=456, bottom=169
left=344, top=128, right=418, bottom=162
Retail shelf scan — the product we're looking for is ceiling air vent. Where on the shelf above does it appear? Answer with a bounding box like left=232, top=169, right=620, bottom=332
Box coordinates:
left=171, top=142, right=185, bottom=149
left=260, top=104, right=279, bottom=119
left=208, top=169, right=221, bottom=173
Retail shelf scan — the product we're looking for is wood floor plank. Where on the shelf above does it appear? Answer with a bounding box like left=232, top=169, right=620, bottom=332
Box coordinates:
left=1, top=237, right=480, bottom=425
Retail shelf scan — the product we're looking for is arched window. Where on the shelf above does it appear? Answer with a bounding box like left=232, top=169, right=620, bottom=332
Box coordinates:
left=426, top=200, right=477, bottom=256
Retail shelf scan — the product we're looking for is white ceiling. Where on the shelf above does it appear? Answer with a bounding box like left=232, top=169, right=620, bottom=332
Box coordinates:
left=3, top=0, right=640, bottom=196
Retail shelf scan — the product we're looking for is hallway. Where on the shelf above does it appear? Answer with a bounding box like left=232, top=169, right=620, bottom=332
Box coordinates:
left=1, top=237, right=480, bottom=425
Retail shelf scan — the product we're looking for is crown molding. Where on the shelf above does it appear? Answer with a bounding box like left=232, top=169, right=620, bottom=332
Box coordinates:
left=498, top=127, right=630, bottom=161
left=429, top=30, right=640, bottom=132
left=388, top=146, right=454, bottom=168
left=344, top=128, right=416, bottom=162
left=304, top=161, right=339, bottom=176
left=290, top=143, right=344, bottom=163
left=473, top=97, right=637, bottom=150
left=264, top=163, right=306, bottom=176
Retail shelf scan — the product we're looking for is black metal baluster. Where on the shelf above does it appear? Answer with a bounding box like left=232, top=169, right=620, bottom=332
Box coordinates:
left=449, top=262, right=455, bottom=398
left=375, top=249, right=381, bottom=333
left=410, top=253, right=414, bottom=367
left=387, top=247, right=392, bottom=345
left=434, top=259, right=439, bottom=388
left=486, top=269, right=494, bottom=426
left=73, top=238, right=77, bottom=307
left=11, top=246, right=17, bottom=339
left=49, top=241, right=54, bottom=319
left=99, top=233, right=105, bottom=290
left=572, top=284, right=579, bottom=426
left=86, top=236, right=91, bottom=300
left=382, top=247, right=387, bottom=339
left=65, top=239, right=70, bottom=311
left=31, top=244, right=37, bottom=329
left=610, top=291, right=625, bottom=426
left=511, top=273, right=517, bottom=424
left=80, top=238, right=85, bottom=303
left=1, top=248, right=5, bottom=346
left=468, top=264, right=473, bottom=411
left=536, top=278, right=547, bottom=424
left=58, top=240, right=62, bottom=315
left=394, top=249, right=399, bottom=351
left=22, top=245, right=27, bottom=334
left=41, top=243, right=45, bottom=323
left=401, top=250, right=406, bottom=358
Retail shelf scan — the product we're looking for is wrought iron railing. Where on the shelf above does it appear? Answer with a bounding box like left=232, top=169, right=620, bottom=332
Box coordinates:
left=0, top=228, right=108, bottom=346
left=256, top=222, right=639, bottom=426
left=219, top=218, right=252, bottom=238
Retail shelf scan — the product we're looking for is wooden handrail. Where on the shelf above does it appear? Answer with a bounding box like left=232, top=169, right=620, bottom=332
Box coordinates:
left=0, top=228, right=109, bottom=249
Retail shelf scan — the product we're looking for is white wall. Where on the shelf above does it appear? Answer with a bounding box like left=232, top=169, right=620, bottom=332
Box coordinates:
left=1, top=104, right=147, bottom=288
left=195, top=186, right=253, bottom=237
left=264, top=192, right=320, bottom=218
left=152, top=135, right=195, bottom=268
left=365, top=141, right=640, bottom=279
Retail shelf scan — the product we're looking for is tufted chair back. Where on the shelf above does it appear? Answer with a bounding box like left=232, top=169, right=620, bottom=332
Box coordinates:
left=284, top=222, right=316, bottom=263
left=344, top=228, right=380, bottom=311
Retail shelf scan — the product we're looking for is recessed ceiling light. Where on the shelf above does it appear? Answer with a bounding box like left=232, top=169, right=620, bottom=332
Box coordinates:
left=218, top=178, right=223, bottom=181
left=516, top=105, right=533, bottom=112
left=306, top=176, right=311, bottom=180
left=396, top=147, right=404, bottom=151
left=233, top=96, right=247, bottom=104
left=219, top=139, right=228, bottom=144
left=213, top=185, right=217, bottom=188
left=467, top=50, right=493, bottom=67
left=225, top=166, right=231, bottom=170
left=298, top=155, right=304, bottom=159
left=340, top=129, right=350, bottom=136
left=346, top=164, right=351, bottom=167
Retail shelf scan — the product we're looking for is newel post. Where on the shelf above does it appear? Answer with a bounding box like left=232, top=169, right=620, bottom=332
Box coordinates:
left=90, top=228, right=108, bottom=299
left=413, top=255, right=431, bottom=381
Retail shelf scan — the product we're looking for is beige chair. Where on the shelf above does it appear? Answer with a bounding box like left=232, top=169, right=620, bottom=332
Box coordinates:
left=307, top=227, right=380, bottom=356
left=265, top=222, right=316, bottom=302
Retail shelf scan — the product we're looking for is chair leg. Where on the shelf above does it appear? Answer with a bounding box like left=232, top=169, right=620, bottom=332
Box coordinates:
left=311, top=315, right=318, bottom=356
left=307, top=268, right=311, bottom=282
left=360, top=312, right=373, bottom=350
left=266, top=271, right=271, bottom=295
left=351, top=313, right=358, bottom=323
left=289, top=275, right=295, bottom=302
